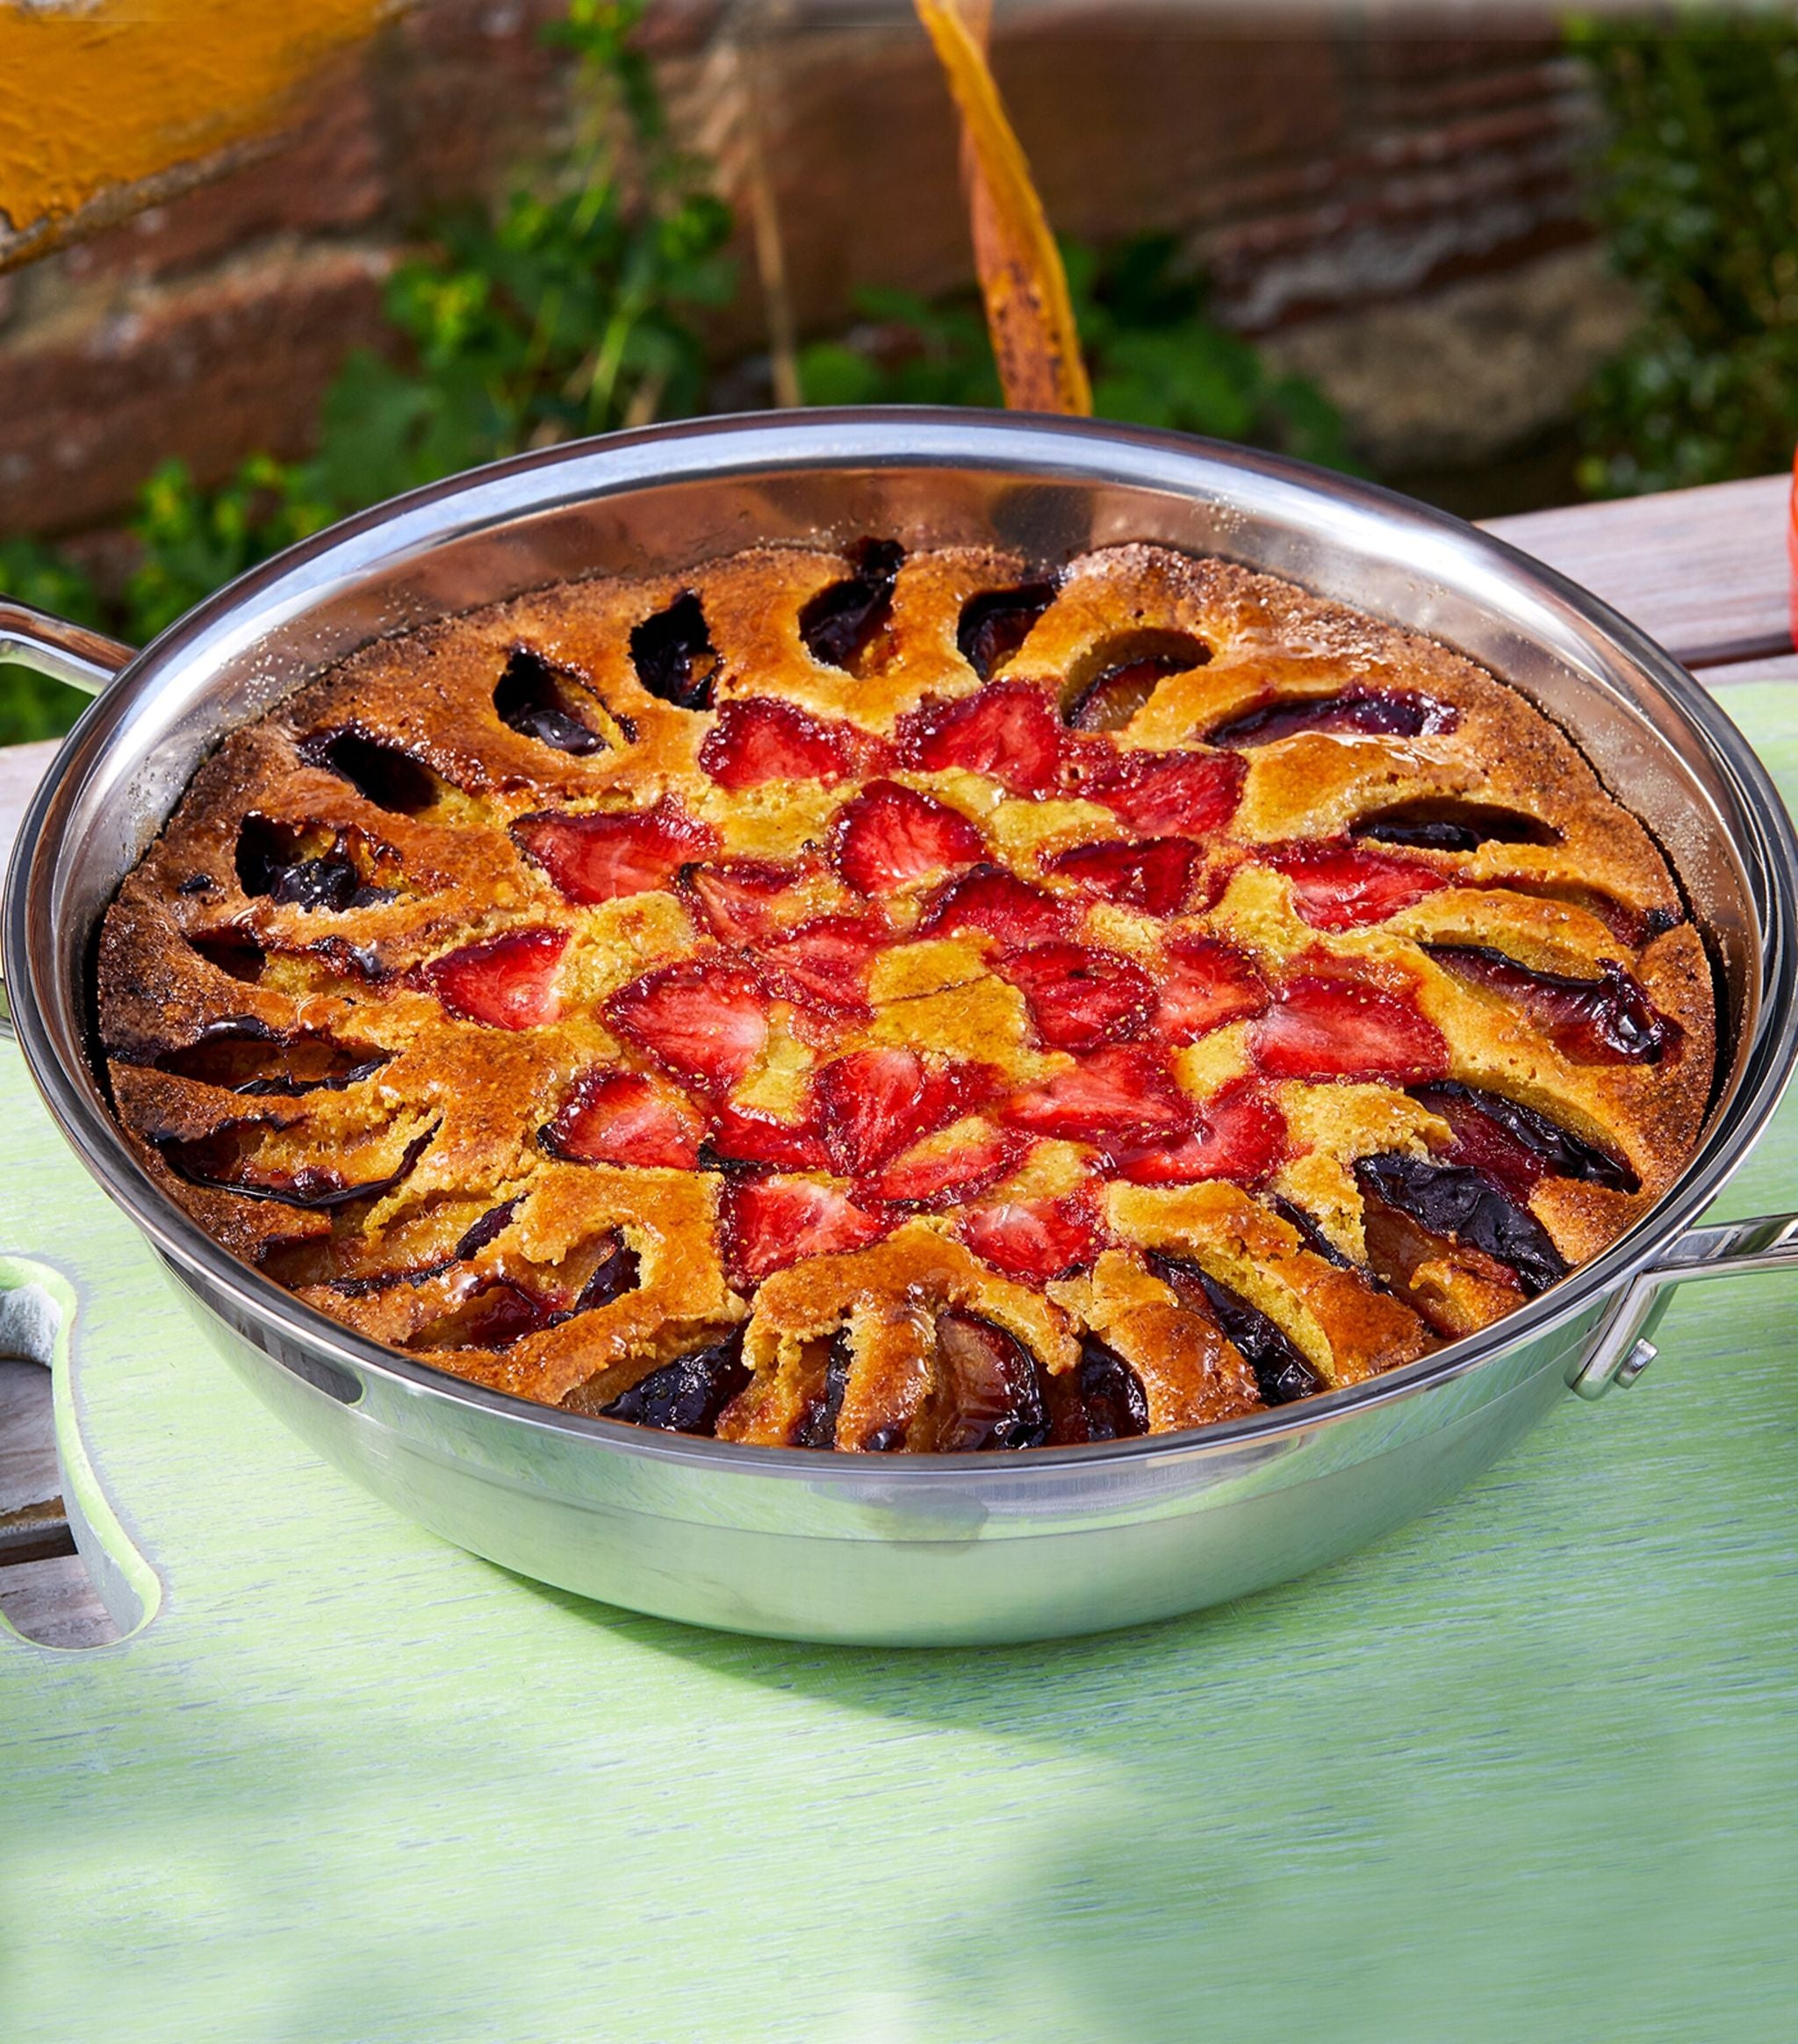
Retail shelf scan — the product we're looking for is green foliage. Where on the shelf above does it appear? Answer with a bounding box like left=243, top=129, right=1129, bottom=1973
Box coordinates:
left=0, top=0, right=732, bottom=744
left=319, top=0, right=731, bottom=503
left=0, top=4, right=1350, bottom=751
left=1573, top=8, right=1798, bottom=496
left=799, top=234, right=1358, bottom=474
left=0, top=538, right=104, bottom=745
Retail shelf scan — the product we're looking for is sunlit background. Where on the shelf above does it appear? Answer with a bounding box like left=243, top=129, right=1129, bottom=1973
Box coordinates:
left=2, top=0, right=1791, bottom=740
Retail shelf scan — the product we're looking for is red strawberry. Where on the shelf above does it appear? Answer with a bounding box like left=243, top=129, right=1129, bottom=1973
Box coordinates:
left=999, top=941, right=1155, bottom=1051
left=424, top=926, right=568, bottom=1030
left=828, top=780, right=987, bottom=896
left=706, top=1104, right=832, bottom=1172
left=895, top=682, right=1062, bottom=795
left=1111, top=1081, right=1286, bottom=1185
left=758, top=914, right=888, bottom=1012
left=1043, top=837, right=1200, bottom=917
left=1001, top=1046, right=1192, bottom=1142
left=1265, top=841, right=1446, bottom=931
left=607, top=961, right=770, bottom=1091
left=723, top=1177, right=891, bottom=1285
left=1156, top=935, right=1269, bottom=1044
left=874, top=1123, right=1026, bottom=1210
left=1252, top=975, right=1449, bottom=1083
left=543, top=1069, right=703, bottom=1170
left=958, top=1191, right=1105, bottom=1283
left=812, top=1047, right=993, bottom=1176
left=699, top=697, right=868, bottom=789
left=916, top=863, right=1076, bottom=949
left=513, top=799, right=718, bottom=905
left=1086, top=747, right=1246, bottom=837
left=680, top=859, right=802, bottom=943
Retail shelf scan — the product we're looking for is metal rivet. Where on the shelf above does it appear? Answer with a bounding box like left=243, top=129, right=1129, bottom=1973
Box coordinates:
left=1613, top=1338, right=1658, bottom=1389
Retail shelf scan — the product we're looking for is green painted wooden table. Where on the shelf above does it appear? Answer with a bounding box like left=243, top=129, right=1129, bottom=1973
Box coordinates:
left=4, top=486, right=1798, bottom=2041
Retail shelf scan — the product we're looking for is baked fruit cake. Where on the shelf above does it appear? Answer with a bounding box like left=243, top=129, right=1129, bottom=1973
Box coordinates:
left=97, top=538, right=1716, bottom=1452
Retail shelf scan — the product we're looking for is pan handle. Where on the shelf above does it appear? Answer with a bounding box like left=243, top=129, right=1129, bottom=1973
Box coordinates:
left=1, top=600, right=138, bottom=1038
left=1569, top=1212, right=1798, bottom=1398
left=0, top=597, right=135, bottom=697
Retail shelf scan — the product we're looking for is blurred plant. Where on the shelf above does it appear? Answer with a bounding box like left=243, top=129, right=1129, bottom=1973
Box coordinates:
left=0, top=538, right=105, bottom=744
left=0, top=8, right=1353, bottom=744
left=799, top=233, right=1359, bottom=473
left=1573, top=9, right=1798, bottom=497
left=0, top=0, right=732, bottom=738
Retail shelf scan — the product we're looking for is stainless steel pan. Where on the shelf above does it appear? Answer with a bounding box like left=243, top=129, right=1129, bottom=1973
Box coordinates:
left=5, top=410, right=1798, bottom=1645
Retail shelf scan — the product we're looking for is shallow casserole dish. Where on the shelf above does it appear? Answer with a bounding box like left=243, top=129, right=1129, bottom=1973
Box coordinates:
left=6, top=408, right=1798, bottom=1645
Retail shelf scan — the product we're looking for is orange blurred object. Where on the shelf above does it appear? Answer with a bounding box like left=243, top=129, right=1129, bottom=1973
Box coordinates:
left=913, top=0, right=1092, bottom=416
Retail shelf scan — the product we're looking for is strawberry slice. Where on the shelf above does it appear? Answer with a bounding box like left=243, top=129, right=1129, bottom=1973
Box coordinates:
left=423, top=926, right=568, bottom=1030
left=513, top=798, right=717, bottom=905
left=543, top=1069, right=704, bottom=1169
left=680, top=858, right=804, bottom=943
left=607, top=961, right=770, bottom=1091
left=999, top=941, right=1155, bottom=1051
left=698, top=697, right=870, bottom=789
left=1043, top=837, right=1200, bottom=917
left=1111, top=1081, right=1286, bottom=1185
left=813, top=1047, right=995, bottom=1175
left=1156, top=935, right=1269, bottom=1044
left=1265, top=841, right=1446, bottom=931
left=873, top=1122, right=1026, bottom=1210
left=894, top=682, right=1062, bottom=795
left=828, top=780, right=987, bottom=895
left=1001, top=1045, right=1192, bottom=1142
left=1252, top=975, right=1449, bottom=1083
left=758, top=913, right=888, bottom=1012
left=723, top=1176, right=891, bottom=1285
left=958, top=1191, right=1105, bottom=1283
left=916, top=863, right=1075, bottom=949
left=706, top=1103, right=832, bottom=1172
left=1086, top=747, right=1246, bottom=837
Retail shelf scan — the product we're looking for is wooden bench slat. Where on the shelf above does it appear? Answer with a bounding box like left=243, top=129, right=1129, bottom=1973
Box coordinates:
left=1485, top=473, right=1791, bottom=671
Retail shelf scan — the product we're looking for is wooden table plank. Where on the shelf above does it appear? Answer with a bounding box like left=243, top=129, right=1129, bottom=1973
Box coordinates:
left=1486, top=472, right=1791, bottom=670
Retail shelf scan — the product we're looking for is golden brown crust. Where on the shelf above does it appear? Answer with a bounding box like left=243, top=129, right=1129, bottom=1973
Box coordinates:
left=97, top=539, right=1717, bottom=1452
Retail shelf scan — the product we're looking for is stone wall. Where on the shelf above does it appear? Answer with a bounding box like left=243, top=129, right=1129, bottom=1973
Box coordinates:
left=0, top=0, right=1634, bottom=541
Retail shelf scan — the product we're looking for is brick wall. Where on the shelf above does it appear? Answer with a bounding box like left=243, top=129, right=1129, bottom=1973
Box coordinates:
left=0, top=0, right=1622, bottom=543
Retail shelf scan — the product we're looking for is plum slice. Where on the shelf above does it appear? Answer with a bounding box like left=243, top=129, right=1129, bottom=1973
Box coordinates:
left=1428, top=944, right=1673, bottom=1063
left=957, top=580, right=1058, bottom=680
left=159, top=1122, right=435, bottom=1210
left=154, top=1026, right=389, bottom=1097
left=1411, top=1080, right=1638, bottom=1196
left=595, top=1328, right=753, bottom=1436
left=1147, top=1252, right=1322, bottom=1405
left=800, top=538, right=904, bottom=673
left=1206, top=687, right=1456, bottom=747
left=630, top=592, right=720, bottom=710
left=1047, top=1336, right=1150, bottom=1444
left=493, top=648, right=606, bottom=754
left=931, top=1312, right=1050, bottom=1451
left=1350, top=800, right=1557, bottom=853
left=1355, top=1153, right=1567, bottom=1297
left=792, top=1328, right=854, bottom=1450
left=298, top=728, right=439, bottom=815
left=1062, top=630, right=1211, bottom=732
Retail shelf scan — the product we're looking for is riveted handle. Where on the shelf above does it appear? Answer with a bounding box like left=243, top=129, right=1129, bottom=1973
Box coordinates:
left=1, top=600, right=138, bottom=1040
left=1568, top=1212, right=1798, bottom=1399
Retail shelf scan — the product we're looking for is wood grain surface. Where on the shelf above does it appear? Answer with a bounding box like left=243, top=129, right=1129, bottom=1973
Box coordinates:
left=4, top=698, right=1798, bottom=2040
